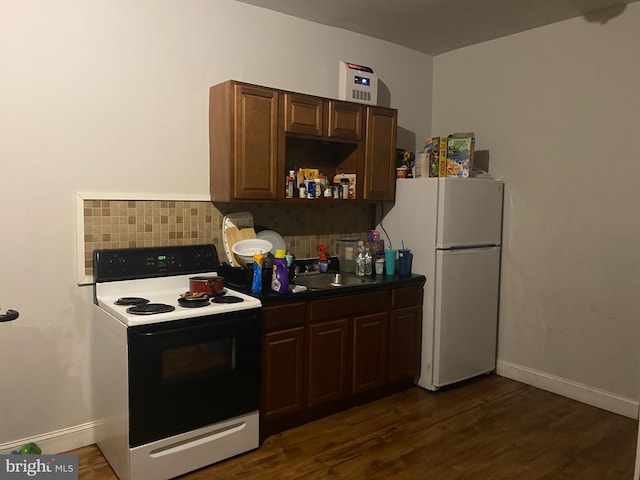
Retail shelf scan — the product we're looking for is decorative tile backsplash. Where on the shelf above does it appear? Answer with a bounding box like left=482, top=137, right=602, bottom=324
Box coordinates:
left=83, top=199, right=377, bottom=277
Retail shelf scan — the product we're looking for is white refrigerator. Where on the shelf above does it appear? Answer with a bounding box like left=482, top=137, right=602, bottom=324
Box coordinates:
left=379, top=177, right=504, bottom=390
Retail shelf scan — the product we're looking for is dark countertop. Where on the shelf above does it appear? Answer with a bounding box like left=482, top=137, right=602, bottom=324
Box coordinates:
left=251, top=273, right=426, bottom=305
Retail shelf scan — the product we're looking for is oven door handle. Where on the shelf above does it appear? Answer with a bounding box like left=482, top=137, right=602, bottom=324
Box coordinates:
left=0, top=309, right=19, bottom=323
left=131, top=316, right=253, bottom=338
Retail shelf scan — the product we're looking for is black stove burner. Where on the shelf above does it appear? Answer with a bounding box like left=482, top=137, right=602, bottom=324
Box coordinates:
left=115, top=297, right=149, bottom=306
left=177, top=297, right=210, bottom=308
left=212, top=295, right=244, bottom=304
left=126, top=303, right=176, bottom=315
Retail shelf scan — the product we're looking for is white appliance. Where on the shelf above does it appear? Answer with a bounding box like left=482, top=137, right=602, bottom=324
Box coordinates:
left=338, top=61, right=378, bottom=105
left=379, top=177, right=504, bottom=390
left=92, top=245, right=261, bottom=480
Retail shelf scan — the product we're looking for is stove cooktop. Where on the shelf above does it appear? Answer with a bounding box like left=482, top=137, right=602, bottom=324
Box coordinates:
left=95, top=273, right=261, bottom=327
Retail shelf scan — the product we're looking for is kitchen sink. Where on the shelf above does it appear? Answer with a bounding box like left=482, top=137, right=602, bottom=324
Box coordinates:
left=293, top=272, right=377, bottom=291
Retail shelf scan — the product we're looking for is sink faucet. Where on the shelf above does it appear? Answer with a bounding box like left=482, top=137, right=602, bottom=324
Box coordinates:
left=306, top=262, right=320, bottom=273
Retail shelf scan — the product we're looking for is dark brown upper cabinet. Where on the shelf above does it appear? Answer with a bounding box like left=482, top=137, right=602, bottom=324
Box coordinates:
left=209, top=80, right=397, bottom=202
left=283, top=92, right=362, bottom=141
left=209, top=81, right=281, bottom=201
left=363, top=106, right=398, bottom=202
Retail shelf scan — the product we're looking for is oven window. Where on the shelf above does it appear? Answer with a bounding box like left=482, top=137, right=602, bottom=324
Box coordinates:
left=161, top=338, right=236, bottom=383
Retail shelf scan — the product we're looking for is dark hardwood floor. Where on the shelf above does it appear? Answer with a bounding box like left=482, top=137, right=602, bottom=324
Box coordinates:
left=69, top=375, right=637, bottom=479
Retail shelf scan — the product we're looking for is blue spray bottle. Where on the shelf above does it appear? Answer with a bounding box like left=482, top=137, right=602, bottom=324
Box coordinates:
left=252, top=252, right=264, bottom=293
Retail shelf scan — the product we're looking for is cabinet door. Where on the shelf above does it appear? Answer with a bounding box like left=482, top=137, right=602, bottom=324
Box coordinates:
left=352, top=312, right=387, bottom=394
left=233, top=84, right=279, bottom=199
left=328, top=101, right=362, bottom=141
left=363, top=106, right=397, bottom=201
left=262, top=327, right=305, bottom=419
left=307, top=318, right=350, bottom=407
left=284, top=93, right=324, bottom=136
left=388, top=306, right=422, bottom=383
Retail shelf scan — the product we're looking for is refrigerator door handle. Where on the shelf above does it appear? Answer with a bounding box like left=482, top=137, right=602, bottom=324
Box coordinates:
left=0, top=309, right=19, bottom=323
left=437, top=245, right=499, bottom=252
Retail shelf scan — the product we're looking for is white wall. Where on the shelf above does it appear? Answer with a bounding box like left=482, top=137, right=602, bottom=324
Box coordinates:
left=635, top=415, right=640, bottom=480
left=432, top=3, right=640, bottom=412
left=0, top=0, right=432, bottom=450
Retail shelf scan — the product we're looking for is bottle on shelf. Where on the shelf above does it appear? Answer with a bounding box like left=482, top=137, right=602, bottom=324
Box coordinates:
left=285, top=175, right=294, bottom=198
left=341, top=179, right=350, bottom=199
left=305, top=180, right=315, bottom=199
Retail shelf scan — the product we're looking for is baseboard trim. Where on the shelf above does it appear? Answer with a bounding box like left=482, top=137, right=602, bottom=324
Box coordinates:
left=497, top=360, right=638, bottom=419
left=0, top=421, right=97, bottom=454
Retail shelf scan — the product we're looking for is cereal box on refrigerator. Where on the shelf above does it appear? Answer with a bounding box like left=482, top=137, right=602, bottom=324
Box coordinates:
left=446, top=157, right=471, bottom=177
left=446, top=133, right=475, bottom=178
left=424, top=137, right=441, bottom=177
left=423, top=138, right=436, bottom=177
left=413, top=150, right=428, bottom=178
left=436, top=137, right=447, bottom=177
left=424, top=136, right=449, bottom=177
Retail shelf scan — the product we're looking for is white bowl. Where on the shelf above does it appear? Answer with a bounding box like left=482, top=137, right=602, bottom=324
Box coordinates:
left=231, top=239, right=273, bottom=266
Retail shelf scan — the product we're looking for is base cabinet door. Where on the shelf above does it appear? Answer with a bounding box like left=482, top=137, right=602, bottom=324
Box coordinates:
left=307, top=318, right=350, bottom=407
left=388, top=306, right=422, bottom=383
left=262, top=327, right=305, bottom=419
left=352, top=312, right=387, bottom=394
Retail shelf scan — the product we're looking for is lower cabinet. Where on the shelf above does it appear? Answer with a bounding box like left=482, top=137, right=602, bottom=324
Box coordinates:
left=262, top=327, right=305, bottom=419
left=389, top=284, right=423, bottom=383
left=352, top=312, right=387, bottom=394
left=307, top=318, right=350, bottom=407
left=260, top=282, right=424, bottom=440
left=261, top=302, right=306, bottom=429
left=388, top=306, right=422, bottom=383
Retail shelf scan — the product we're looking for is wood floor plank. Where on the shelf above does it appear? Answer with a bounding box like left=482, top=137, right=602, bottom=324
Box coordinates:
left=67, top=376, right=637, bottom=479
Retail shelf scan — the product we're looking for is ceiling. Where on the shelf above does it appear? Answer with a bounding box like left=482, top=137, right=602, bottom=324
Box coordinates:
left=235, top=0, right=636, bottom=55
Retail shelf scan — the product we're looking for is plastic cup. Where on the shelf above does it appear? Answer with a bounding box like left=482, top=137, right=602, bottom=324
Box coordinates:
left=384, top=249, right=396, bottom=276
left=375, top=258, right=384, bottom=275
left=398, top=249, right=412, bottom=276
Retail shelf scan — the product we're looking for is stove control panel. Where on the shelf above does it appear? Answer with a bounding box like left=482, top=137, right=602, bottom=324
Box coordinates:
left=94, top=244, right=220, bottom=282
left=145, top=253, right=180, bottom=270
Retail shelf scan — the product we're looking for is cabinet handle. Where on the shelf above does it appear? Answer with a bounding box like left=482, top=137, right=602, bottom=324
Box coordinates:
left=0, top=309, right=19, bottom=323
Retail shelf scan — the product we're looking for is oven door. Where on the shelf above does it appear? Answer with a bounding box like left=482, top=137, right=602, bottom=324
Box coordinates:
left=127, top=308, right=260, bottom=447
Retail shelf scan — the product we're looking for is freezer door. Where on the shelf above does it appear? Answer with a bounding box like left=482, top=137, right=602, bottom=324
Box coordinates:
left=436, top=178, right=504, bottom=248
left=379, top=178, right=439, bottom=277
left=433, top=246, right=500, bottom=388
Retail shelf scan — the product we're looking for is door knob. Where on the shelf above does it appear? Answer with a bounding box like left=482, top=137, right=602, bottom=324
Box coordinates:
left=0, top=309, right=19, bottom=323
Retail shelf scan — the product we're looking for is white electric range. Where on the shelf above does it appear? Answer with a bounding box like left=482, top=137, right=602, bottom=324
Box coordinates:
left=92, top=244, right=261, bottom=480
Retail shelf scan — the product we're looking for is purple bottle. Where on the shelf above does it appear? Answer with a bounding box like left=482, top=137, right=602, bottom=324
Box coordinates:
left=271, top=249, right=289, bottom=294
